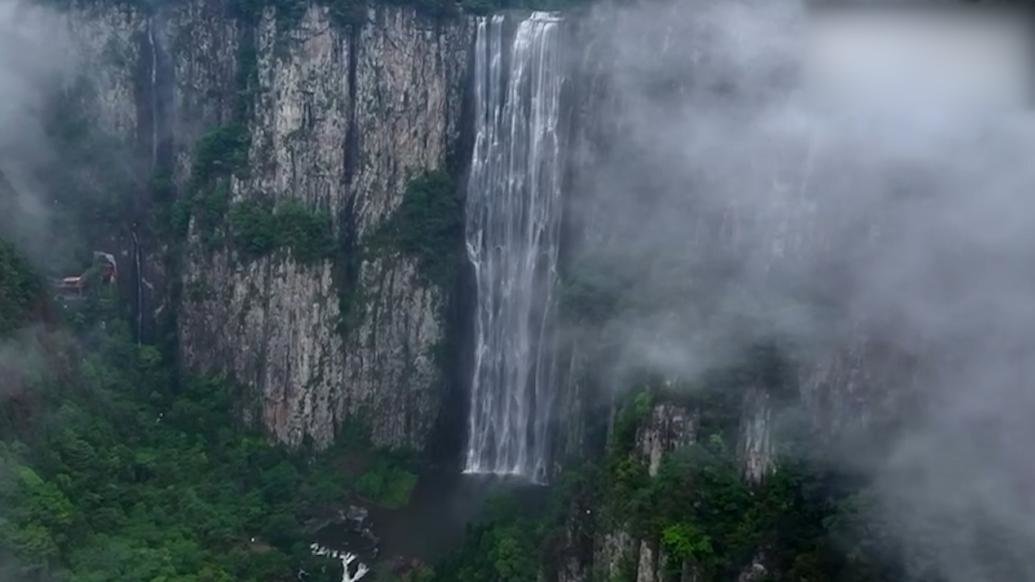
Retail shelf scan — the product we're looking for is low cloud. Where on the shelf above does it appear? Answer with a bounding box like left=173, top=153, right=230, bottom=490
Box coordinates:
left=567, top=1, right=1035, bottom=578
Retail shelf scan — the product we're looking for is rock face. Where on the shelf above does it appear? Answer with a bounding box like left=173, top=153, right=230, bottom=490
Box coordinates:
left=59, top=0, right=903, bottom=466
left=339, top=8, right=471, bottom=450
left=62, top=0, right=473, bottom=451
left=637, top=402, right=698, bottom=478
left=737, top=386, right=773, bottom=484
left=582, top=402, right=698, bottom=582
left=64, top=3, right=145, bottom=141
left=177, top=5, right=472, bottom=450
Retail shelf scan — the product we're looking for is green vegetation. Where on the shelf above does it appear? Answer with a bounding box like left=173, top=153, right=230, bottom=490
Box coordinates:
left=173, top=124, right=250, bottom=246
left=433, top=365, right=906, bottom=582
left=587, top=382, right=907, bottom=582
left=229, top=198, right=336, bottom=263
left=433, top=496, right=553, bottom=582
left=0, top=252, right=415, bottom=581
left=191, top=124, right=250, bottom=186
left=175, top=125, right=336, bottom=264
left=336, top=170, right=462, bottom=335
left=430, top=461, right=603, bottom=582
left=0, top=241, right=41, bottom=335
left=0, top=326, right=345, bottom=580
left=559, top=256, right=636, bottom=325
left=366, top=171, right=463, bottom=289
left=354, top=456, right=418, bottom=509
left=180, top=180, right=231, bottom=246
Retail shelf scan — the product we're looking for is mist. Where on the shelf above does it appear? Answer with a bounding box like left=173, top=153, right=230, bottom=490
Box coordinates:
left=0, top=6, right=75, bottom=577
left=0, top=0, right=73, bottom=267
left=567, top=0, right=1035, bottom=579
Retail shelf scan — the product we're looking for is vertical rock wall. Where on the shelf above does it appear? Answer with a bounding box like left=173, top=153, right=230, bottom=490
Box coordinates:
left=342, top=8, right=471, bottom=450
left=584, top=401, right=699, bottom=582
left=62, top=0, right=473, bottom=451
left=737, top=385, right=773, bottom=484
left=177, top=5, right=473, bottom=450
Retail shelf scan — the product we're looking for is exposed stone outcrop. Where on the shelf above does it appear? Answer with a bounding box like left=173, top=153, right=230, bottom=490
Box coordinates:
left=62, top=0, right=472, bottom=451
left=637, top=401, right=698, bottom=477
left=635, top=539, right=661, bottom=582
left=64, top=3, right=145, bottom=140
left=736, top=553, right=769, bottom=582
left=341, top=7, right=471, bottom=449
left=799, top=334, right=919, bottom=447
left=176, top=3, right=356, bottom=446
left=737, top=385, right=774, bottom=484
left=60, top=0, right=908, bottom=476
left=177, top=4, right=472, bottom=450
left=580, top=401, right=699, bottom=582
left=594, top=530, right=635, bottom=582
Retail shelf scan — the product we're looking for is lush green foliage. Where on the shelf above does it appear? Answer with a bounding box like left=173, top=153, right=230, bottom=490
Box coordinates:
left=0, top=261, right=417, bottom=581
left=366, top=171, right=463, bottom=288
left=589, top=384, right=910, bottom=582
left=191, top=125, right=250, bottom=186
left=179, top=180, right=231, bottom=246
left=0, top=241, right=41, bottom=335
left=433, top=496, right=550, bottom=582
left=0, top=322, right=350, bottom=580
left=335, top=171, right=462, bottom=337
left=176, top=125, right=336, bottom=264
left=173, top=125, right=251, bottom=246
left=354, top=457, right=418, bottom=509
left=229, top=199, right=336, bottom=263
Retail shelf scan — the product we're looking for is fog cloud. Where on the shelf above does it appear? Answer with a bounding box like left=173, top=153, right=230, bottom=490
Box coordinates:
left=568, top=1, right=1035, bottom=578
left=0, top=0, right=73, bottom=264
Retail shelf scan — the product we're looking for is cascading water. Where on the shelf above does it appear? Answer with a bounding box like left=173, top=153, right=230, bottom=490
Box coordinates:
left=463, top=12, right=566, bottom=483
left=147, top=20, right=158, bottom=171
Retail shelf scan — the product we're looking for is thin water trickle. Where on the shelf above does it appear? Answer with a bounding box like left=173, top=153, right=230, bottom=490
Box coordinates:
left=463, top=12, right=565, bottom=482
left=147, top=21, right=158, bottom=171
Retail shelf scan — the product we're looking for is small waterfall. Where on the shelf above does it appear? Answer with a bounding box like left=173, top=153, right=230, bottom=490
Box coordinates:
left=132, top=230, right=142, bottom=344
left=147, top=20, right=158, bottom=171
left=310, top=543, right=369, bottom=582
left=463, top=12, right=566, bottom=482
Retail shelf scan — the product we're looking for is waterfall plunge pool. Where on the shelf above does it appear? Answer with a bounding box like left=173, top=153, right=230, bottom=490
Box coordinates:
left=315, top=467, right=550, bottom=577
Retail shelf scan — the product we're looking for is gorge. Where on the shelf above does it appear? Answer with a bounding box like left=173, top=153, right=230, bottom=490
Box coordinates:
left=1, top=0, right=1033, bottom=581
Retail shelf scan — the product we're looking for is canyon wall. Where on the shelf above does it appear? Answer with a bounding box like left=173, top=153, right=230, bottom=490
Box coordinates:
left=60, top=0, right=898, bottom=471
left=63, top=0, right=472, bottom=451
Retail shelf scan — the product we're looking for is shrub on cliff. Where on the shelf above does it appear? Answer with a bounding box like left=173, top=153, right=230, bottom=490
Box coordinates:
left=229, top=198, right=336, bottom=263
left=366, top=170, right=462, bottom=288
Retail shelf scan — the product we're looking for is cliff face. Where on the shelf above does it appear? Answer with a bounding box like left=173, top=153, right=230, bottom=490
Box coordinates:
left=177, top=4, right=472, bottom=450
left=62, top=0, right=472, bottom=451
left=340, top=9, right=471, bottom=450
left=60, top=0, right=897, bottom=465
left=590, top=402, right=699, bottom=582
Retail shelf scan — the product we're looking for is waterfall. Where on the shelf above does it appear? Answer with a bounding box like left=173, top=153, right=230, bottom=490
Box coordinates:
left=310, top=544, right=369, bottom=582
left=147, top=21, right=158, bottom=171
left=463, top=12, right=566, bottom=482
left=132, top=230, right=142, bottom=344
